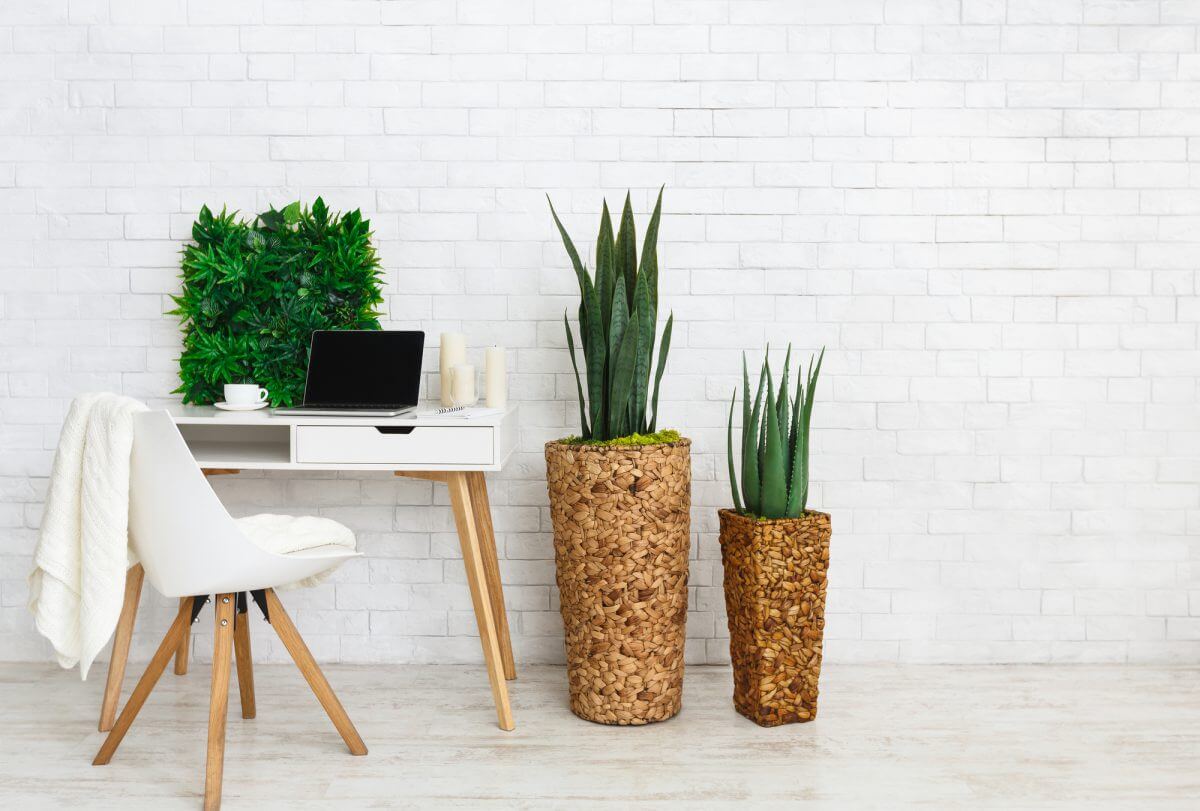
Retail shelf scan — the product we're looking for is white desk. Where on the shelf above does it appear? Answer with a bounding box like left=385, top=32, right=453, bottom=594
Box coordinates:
left=99, top=404, right=520, bottom=733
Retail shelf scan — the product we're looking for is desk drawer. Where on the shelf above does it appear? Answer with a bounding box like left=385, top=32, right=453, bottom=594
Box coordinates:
left=294, top=425, right=493, bottom=466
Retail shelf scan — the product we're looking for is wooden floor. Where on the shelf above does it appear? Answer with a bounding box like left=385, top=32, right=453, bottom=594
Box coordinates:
left=1, top=662, right=1198, bottom=808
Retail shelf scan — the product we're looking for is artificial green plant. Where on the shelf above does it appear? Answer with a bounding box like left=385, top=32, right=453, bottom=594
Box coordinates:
left=727, top=345, right=825, bottom=519
left=549, top=188, right=674, bottom=442
left=171, top=199, right=384, bottom=406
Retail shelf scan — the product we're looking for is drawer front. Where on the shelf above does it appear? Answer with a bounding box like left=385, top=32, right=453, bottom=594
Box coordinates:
left=295, top=425, right=493, bottom=466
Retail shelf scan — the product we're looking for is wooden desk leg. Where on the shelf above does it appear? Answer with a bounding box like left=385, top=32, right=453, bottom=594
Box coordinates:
left=174, top=597, right=191, bottom=675
left=99, top=563, right=144, bottom=732
left=466, top=472, right=516, bottom=681
left=447, top=472, right=515, bottom=731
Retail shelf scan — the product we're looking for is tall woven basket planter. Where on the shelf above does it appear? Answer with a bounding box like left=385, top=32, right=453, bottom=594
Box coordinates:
left=719, top=508, right=832, bottom=727
left=546, top=439, right=691, bottom=725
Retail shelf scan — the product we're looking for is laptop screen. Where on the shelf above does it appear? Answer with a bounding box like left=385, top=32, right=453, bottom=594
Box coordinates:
left=303, top=330, right=425, bottom=407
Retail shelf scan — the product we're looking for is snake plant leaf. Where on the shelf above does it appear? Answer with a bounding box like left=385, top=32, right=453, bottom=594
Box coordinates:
left=547, top=196, right=589, bottom=299
left=564, top=313, right=590, bottom=439
left=761, top=365, right=788, bottom=517
left=639, top=186, right=663, bottom=320
left=727, top=387, right=743, bottom=514
left=607, top=283, right=630, bottom=436
left=649, top=312, right=673, bottom=432
left=615, top=192, right=637, bottom=307
left=596, top=200, right=615, bottom=342
left=742, top=356, right=767, bottom=515
left=582, top=274, right=605, bottom=433
left=609, top=320, right=640, bottom=439
left=631, top=266, right=654, bottom=432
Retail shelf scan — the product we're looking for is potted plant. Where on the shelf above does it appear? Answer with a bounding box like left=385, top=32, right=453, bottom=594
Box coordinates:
left=545, top=188, right=690, bottom=726
left=721, top=345, right=829, bottom=726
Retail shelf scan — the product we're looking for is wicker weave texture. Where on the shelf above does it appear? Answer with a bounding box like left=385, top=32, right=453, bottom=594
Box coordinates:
left=719, top=508, right=832, bottom=727
left=546, top=439, right=692, bottom=725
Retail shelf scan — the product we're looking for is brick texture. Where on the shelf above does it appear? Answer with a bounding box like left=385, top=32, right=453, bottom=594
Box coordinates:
left=1, top=1, right=1198, bottom=665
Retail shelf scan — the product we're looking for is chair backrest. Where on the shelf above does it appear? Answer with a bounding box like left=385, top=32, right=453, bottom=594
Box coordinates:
left=128, top=410, right=285, bottom=597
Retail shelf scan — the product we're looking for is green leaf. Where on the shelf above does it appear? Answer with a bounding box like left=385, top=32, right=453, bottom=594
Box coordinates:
left=649, top=312, right=672, bottom=432
left=582, top=274, right=605, bottom=433
left=596, top=200, right=615, bottom=342
left=630, top=265, right=654, bottom=433
left=727, top=387, right=743, bottom=514
left=608, top=319, right=640, bottom=440
left=615, top=192, right=637, bottom=307
left=760, top=365, right=788, bottom=518
left=564, top=313, right=590, bottom=439
left=607, top=283, right=630, bottom=437
left=638, top=186, right=663, bottom=321
left=742, top=356, right=767, bottom=515
left=547, top=195, right=590, bottom=299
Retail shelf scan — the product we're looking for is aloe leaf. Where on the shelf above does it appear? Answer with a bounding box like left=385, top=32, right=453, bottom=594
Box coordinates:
left=785, top=374, right=805, bottom=516
left=564, top=313, right=590, bottom=438
left=761, top=365, right=788, bottom=518
left=742, top=355, right=767, bottom=515
left=649, top=312, right=673, bottom=432
left=799, top=347, right=825, bottom=510
left=777, top=343, right=792, bottom=473
left=727, top=387, right=743, bottom=514
left=740, top=352, right=752, bottom=508
left=607, top=283, right=630, bottom=437
left=615, top=192, right=637, bottom=306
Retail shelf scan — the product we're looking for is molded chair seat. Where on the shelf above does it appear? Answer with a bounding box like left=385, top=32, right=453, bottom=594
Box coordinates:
left=92, top=411, right=366, bottom=810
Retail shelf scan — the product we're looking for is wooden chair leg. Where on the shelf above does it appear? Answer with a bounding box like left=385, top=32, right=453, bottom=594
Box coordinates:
left=264, top=589, right=367, bottom=755
left=447, top=472, right=515, bottom=731
left=174, top=596, right=192, bottom=675
left=99, top=563, right=144, bottom=732
left=205, top=594, right=236, bottom=811
left=467, top=472, right=516, bottom=681
left=233, top=601, right=256, bottom=720
left=94, top=597, right=193, bottom=765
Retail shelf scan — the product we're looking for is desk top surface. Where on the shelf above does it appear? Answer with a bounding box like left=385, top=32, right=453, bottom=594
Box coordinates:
left=166, top=402, right=518, bottom=428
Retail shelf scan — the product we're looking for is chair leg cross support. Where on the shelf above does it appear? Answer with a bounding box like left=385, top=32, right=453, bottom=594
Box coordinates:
left=93, top=588, right=365, bottom=810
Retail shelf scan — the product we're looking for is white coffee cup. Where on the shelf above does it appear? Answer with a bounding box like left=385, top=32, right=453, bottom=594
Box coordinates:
left=224, top=383, right=269, bottom=406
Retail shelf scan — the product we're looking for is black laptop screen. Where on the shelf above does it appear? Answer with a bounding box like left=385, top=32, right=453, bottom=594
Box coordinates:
left=303, top=330, right=424, bottom=407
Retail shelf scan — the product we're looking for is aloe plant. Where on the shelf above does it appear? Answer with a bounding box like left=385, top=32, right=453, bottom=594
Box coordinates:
left=727, top=345, right=825, bottom=518
left=549, top=188, right=674, bottom=442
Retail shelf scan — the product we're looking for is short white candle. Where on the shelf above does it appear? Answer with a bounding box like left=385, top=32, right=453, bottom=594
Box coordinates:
left=451, top=363, right=476, bottom=406
left=485, top=346, right=506, bottom=409
left=439, top=332, right=467, bottom=406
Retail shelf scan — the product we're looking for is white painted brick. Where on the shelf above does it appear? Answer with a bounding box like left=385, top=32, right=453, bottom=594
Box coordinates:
left=1, top=1, right=1196, bottom=666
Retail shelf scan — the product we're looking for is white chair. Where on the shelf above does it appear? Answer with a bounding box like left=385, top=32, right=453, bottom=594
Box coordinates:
left=93, top=411, right=365, bottom=811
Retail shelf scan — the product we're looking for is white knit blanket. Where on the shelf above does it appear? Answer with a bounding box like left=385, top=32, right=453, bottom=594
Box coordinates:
left=28, top=393, right=147, bottom=679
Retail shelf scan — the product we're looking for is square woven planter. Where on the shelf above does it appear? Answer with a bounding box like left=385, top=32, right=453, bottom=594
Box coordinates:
left=718, top=508, right=831, bottom=727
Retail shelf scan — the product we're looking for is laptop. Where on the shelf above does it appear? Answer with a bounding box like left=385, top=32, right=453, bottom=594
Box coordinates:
left=273, top=330, right=424, bottom=417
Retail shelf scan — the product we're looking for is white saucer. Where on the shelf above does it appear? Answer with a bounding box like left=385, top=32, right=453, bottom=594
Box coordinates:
left=214, top=401, right=269, bottom=412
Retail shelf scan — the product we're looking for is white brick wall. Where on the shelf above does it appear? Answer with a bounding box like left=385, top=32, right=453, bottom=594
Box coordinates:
left=2, top=0, right=1198, bottom=666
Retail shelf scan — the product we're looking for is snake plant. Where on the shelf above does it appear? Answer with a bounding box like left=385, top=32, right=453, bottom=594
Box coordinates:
left=727, top=345, right=825, bottom=518
left=549, top=188, right=674, bottom=442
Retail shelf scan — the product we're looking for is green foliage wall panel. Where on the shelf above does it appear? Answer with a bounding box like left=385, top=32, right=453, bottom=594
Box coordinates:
left=172, top=198, right=385, bottom=406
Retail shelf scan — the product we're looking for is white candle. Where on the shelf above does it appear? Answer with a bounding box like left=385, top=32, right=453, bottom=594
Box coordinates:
left=485, top=346, right=506, bottom=409
left=439, top=332, right=467, bottom=406
left=451, top=363, right=476, bottom=406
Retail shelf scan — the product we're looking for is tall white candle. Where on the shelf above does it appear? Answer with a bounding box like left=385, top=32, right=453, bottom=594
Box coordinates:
left=439, top=332, right=467, bottom=406
left=485, top=346, right=506, bottom=409
left=451, top=364, right=476, bottom=406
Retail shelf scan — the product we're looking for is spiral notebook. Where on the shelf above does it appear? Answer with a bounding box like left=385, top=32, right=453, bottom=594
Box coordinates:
left=418, top=406, right=503, bottom=420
